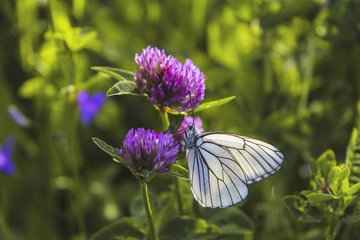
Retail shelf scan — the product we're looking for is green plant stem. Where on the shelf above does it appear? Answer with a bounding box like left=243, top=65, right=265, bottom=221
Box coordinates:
left=173, top=177, right=184, bottom=214
left=159, top=111, right=185, bottom=215
left=141, top=182, right=158, bottom=240
left=263, top=29, right=272, bottom=94
left=326, top=214, right=341, bottom=240
left=298, top=30, right=315, bottom=113
left=159, top=110, right=170, bottom=130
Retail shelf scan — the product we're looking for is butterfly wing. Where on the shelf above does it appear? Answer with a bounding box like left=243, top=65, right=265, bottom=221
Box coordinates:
left=187, top=132, right=284, bottom=208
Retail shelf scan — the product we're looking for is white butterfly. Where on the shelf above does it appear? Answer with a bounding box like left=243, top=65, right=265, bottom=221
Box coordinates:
left=182, top=124, right=284, bottom=208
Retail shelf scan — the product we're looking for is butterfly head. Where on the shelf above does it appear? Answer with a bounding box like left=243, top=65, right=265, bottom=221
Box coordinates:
left=186, top=124, right=201, bottom=135
left=187, top=124, right=194, bottom=132
left=181, top=124, right=201, bottom=151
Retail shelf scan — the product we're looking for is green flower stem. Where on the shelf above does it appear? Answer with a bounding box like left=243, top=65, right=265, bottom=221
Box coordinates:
left=298, top=30, right=315, bottom=113
left=141, top=182, right=158, bottom=240
left=326, top=215, right=341, bottom=240
left=263, top=30, right=273, bottom=94
left=159, top=110, right=185, bottom=215
left=173, top=176, right=184, bottom=214
left=159, top=110, right=170, bottom=130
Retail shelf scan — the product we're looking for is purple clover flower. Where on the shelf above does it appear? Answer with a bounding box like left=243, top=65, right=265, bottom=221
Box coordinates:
left=180, top=116, right=203, bottom=133
left=134, top=46, right=205, bottom=112
left=117, top=128, right=179, bottom=176
left=178, top=116, right=203, bottom=142
left=77, top=91, right=106, bottom=125
left=0, top=136, right=16, bottom=175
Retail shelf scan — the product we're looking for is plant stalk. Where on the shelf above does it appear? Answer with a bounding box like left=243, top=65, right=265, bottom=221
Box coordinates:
left=326, top=214, right=341, bottom=240
left=141, top=182, right=158, bottom=240
left=298, top=30, right=315, bottom=113
left=159, top=110, right=184, bottom=215
left=159, top=110, right=170, bottom=130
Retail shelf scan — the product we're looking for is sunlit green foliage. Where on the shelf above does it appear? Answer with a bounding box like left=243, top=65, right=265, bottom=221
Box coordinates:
left=1, top=0, right=360, bottom=239
left=283, top=131, right=360, bottom=238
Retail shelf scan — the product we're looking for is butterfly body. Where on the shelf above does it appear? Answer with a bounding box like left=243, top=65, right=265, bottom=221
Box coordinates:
left=182, top=124, right=284, bottom=208
left=182, top=124, right=201, bottom=151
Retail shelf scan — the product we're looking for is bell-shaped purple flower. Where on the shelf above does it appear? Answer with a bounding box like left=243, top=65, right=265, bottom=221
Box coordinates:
left=117, top=128, right=179, bottom=176
left=134, top=46, right=205, bottom=112
left=77, top=91, right=106, bottom=125
left=0, top=136, right=16, bottom=175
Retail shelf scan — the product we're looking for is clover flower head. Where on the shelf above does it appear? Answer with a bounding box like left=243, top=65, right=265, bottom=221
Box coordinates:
left=117, top=128, right=179, bottom=176
left=77, top=91, right=106, bottom=125
left=134, top=45, right=205, bottom=112
left=0, top=136, right=16, bottom=175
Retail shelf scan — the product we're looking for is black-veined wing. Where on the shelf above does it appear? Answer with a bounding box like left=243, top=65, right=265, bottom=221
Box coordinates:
left=186, top=132, right=284, bottom=208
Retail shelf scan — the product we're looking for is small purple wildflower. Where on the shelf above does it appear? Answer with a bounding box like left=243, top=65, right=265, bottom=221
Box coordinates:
left=0, top=136, right=16, bottom=175
left=134, top=46, right=205, bottom=112
left=77, top=91, right=106, bottom=125
left=117, top=128, right=179, bottom=176
left=8, top=105, right=30, bottom=127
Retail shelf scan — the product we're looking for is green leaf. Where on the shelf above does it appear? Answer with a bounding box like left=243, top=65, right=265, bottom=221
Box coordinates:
left=345, top=182, right=360, bottom=196
left=64, top=28, right=97, bottom=52
left=308, top=158, right=325, bottom=190
left=92, top=137, right=129, bottom=169
left=300, top=190, right=314, bottom=197
left=309, top=159, right=319, bottom=177
left=317, top=150, right=337, bottom=178
left=328, top=166, right=350, bottom=196
left=282, top=195, right=324, bottom=223
left=49, top=0, right=71, bottom=32
left=343, top=195, right=357, bottom=210
left=193, top=96, right=236, bottom=113
left=91, top=66, right=135, bottom=82
left=18, top=77, right=56, bottom=99
left=305, top=193, right=338, bottom=204
left=77, top=30, right=97, bottom=49
left=168, top=115, right=185, bottom=133
left=345, top=128, right=360, bottom=188
left=90, top=217, right=145, bottom=240
left=107, top=80, right=145, bottom=97
left=159, top=216, right=221, bottom=240
left=345, top=128, right=358, bottom=167
left=166, top=164, right=189, bottom=180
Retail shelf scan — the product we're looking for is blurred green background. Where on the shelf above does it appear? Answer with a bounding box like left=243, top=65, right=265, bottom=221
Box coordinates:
left=1, top=0, right=360, bottom=239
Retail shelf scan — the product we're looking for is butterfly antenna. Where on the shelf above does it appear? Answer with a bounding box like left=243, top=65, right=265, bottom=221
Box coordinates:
left=188, top=90, right=195, bottom=124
